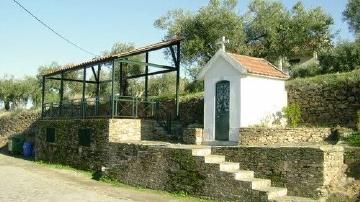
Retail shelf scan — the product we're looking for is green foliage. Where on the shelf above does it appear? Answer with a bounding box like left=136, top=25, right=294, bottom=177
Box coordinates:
left=283, top=104, right=301, bottom=127
left=343, top=0, right=360, bottom=34
left=290, top=63, right=321, bottom=78
left=155, top=0, right=333, bottom=72
left=286, top=68, right=360, bottom=90
left=346, top=132, right=360, bottom=147
left=155, top=0, right=246, bottom=66
left=319, top=40, right=360, bottom=74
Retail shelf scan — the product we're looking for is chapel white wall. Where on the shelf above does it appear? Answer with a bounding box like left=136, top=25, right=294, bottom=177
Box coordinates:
left=240, top=75, right=287, bottom=127
left=203, top=56, right=241, bottom=142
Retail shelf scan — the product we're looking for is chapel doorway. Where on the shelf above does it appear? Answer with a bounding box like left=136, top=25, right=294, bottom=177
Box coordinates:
left=215, top=80, right=230, bottom=141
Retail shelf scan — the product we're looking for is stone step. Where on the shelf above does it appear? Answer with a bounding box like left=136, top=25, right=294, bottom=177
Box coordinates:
left=192, top=148, right=212, bottom=156
left=272, top=196, right=320, bottom=202
left=236, top=177, right=272, bottom=189
left=219, top=162, right=240, bottom=172
left=223, top=169, right=255, bottom=179
left=204, top=155, right=226, bottom=164
left=255, top=187, right=288, bottom=200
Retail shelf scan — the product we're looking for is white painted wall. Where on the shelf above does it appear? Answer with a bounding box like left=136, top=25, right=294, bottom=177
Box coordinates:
left=201, top=52, right=288, bottom=142
left=240, top=75, right=287, bottom=127
left=203, top=56, right=241, bottom=142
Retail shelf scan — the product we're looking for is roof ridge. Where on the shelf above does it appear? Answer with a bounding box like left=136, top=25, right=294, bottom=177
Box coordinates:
left=227, top=52, right=265, bottom=61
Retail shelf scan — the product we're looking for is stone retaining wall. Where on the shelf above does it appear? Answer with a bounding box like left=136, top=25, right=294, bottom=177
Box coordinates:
left=35, top=119, right=165, bottom=170
left=0, top=110, right=40, bottom=149
left=344, top=146, right=360, bottom=180
left=286, top=71, right=360, bottom=128
left=106, top=143, right=267, bottom=201
left=239, top=127, right=333, bottom=146
left=212, top=146, right=345, bottom=198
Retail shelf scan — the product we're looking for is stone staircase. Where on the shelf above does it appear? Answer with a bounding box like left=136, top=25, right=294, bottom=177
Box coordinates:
left=191, top=147, right=318, bottom=202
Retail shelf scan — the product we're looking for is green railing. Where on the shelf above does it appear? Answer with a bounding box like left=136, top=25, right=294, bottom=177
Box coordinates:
left=42, top=96, right=157, bottom=119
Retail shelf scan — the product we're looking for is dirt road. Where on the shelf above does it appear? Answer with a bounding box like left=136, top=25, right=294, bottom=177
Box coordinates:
left=0, top=154, right=202, bottom=202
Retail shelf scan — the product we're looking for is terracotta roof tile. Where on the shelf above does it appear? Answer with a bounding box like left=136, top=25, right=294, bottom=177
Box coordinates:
left=228, top=53, right=289, bottom=79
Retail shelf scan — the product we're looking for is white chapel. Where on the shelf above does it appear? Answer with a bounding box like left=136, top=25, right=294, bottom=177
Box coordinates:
left=197, top=37, right=289, bottom=142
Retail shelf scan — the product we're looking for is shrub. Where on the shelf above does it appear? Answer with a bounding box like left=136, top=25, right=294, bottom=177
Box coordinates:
left=346, top=132, right=360, bottom=147
left=283, top=104, right=301, bottom=127
left=290, top=63, right=321, bottom=78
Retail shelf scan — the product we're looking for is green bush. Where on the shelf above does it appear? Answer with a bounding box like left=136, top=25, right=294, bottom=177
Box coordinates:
left=290, top=63, right=321, bottom=78
left=346, top=132, right=360, bottom=147
left=283, top=104, right=301, bottom=127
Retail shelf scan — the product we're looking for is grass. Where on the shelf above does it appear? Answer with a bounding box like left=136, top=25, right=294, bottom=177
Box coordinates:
left=35, top=161, right=217, bottom=202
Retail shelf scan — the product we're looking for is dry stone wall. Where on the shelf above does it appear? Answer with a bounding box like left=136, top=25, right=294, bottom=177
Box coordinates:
left=106, top=143, right=269, bottom=201
left=286, top=70, right=360, bottom=128
left=239, top=127, right=332, bottom=146
left=344, top=146, right=360, bottom=180
left=0, top=110, right=40, bottom=149
left=35, top=119, right=110, bottom=170
left=212, top=145, right=345, bottom=199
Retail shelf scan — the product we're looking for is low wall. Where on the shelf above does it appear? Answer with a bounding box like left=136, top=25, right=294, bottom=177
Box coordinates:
left=35, top=119, right=164, bottom=170
left=35, top=119, right=109, bottom=170
left=239, top=127, right=332, bottom=146
left=344, top=146, right=360, bottom=180
left=105, top=143, right=268, bottom=201
left=286, top=70, right=360, bottom=128
left=0, top=110, right=40, bottom=149
left=212, top=145, right=345, bottom=198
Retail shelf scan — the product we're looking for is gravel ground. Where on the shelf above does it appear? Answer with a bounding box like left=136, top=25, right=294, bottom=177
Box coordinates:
left=0, top=154, right=200, bottom=202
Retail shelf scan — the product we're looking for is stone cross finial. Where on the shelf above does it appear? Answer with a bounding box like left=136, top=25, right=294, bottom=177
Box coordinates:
left=216, top=36, right=230, bottom=52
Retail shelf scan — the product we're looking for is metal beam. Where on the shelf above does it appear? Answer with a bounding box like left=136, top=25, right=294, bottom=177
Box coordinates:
left=175, top=42, right=181, bottom=119
left=111, top=60, right=115, bottom=118
left=117, top=59, right=176, bottom=70
left=126, top=69, right=175, bottom=79
left=59, top=72, right=64, bottom=116
left=96, top=65, right=101, bottom=98
left=46, top=77, right=98, bottom=84
left=169, top=46, right=178, bottom=65
left=41, top=76, right=45, bottom=118
left=144, top=52, right=149, bottom=101
left=43, top=40, right=181, bottom=77
left=91, top=66, right=98, bottom=81
left=119, top=62, right=123, bottom=96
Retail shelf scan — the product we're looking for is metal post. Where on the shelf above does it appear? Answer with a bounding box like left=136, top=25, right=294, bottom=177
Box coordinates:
left=41, top=76, right=46, bottom=118
left=175, top=42, right=181, bottom=119
left=119, top=62, right=123, bottom=96
left=59, top=72, right=64, bottom=116
left=96, top=65, right=101, bottom=98
left=82, top=67, right=86, bottom=118
left=111, top=60, right=115, bottom=118
left=96, top=65, right=101, bottom=116
left=145, top=52, right=149, bottom=101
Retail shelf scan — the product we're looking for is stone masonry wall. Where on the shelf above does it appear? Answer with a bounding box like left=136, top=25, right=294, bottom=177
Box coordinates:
left=239, top=127, right=332, bottom=146
left=212, top=146, right=345, bottom=199
left=35, top=119, right=166, bottom=170
left=344, top=146, right=360, bottom=180
left=0, top=110, right=40, bottom=149
left=106, top=143, right=268, bottom=201
left=286, top=70, right=360, bottom=128
left=35, top=119, right=110, bottom=170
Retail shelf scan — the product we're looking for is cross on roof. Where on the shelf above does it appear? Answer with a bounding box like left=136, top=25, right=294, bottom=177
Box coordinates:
left=216, top=36, right=229, bottom=52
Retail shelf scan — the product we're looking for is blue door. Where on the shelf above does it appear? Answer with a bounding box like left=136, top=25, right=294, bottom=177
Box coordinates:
left=215, top=80, right=230, bottom=141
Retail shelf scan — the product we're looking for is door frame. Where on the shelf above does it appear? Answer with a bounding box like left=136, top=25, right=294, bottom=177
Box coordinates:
left=215, top=80, right=230, bottom=141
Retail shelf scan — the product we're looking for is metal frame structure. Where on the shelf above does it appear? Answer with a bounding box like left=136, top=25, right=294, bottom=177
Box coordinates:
left=41, top=38, right=181, bottom=120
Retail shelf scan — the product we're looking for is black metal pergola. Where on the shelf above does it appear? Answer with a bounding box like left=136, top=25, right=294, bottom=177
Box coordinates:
left=41, top=38, right=181, bottom=120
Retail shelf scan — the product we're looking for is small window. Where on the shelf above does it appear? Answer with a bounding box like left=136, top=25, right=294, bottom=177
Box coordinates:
left=78, top=128, right=92, bottom=147
left=46, top=128, right=56, bottom=143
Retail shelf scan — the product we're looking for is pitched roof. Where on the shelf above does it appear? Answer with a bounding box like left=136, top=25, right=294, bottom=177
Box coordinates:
left=44, top=38, right=182, bottom=77
left=227, top=53, right=289, bottom=79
